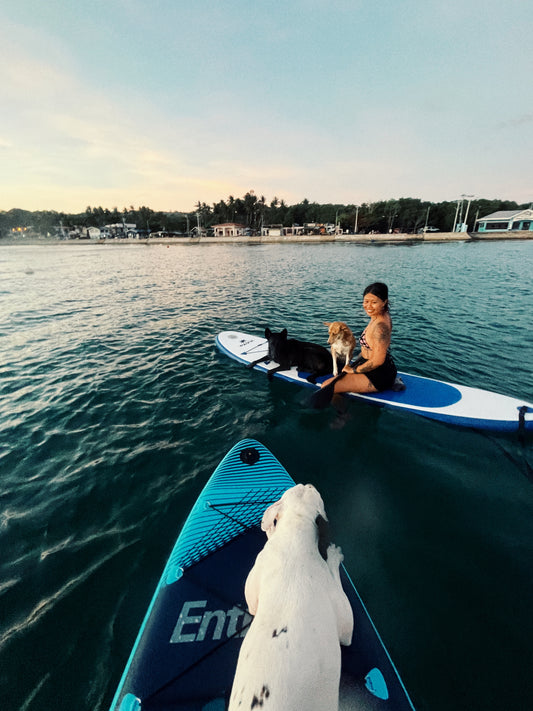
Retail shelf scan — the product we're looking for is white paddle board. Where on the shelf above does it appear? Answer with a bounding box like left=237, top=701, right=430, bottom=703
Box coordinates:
left=216, top=331, right=532, bottom=433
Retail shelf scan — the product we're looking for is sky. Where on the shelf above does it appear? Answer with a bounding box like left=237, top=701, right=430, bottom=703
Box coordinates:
left=1, top=0, right=532, bottom=213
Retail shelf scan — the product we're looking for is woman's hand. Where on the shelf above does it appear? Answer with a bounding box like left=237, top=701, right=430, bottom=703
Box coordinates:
left=342, top=364, right=355, bottom=374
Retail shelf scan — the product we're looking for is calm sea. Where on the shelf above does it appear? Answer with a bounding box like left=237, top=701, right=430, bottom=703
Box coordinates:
left=1, top=241, right=532, bottom=711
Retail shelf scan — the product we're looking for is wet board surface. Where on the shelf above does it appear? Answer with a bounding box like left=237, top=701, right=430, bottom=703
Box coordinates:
left=216, top=331, right=532, bottom=432
left=109, top=439, right=416, bottom=711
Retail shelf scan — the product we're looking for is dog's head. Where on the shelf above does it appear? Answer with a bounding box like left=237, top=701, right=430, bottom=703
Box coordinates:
left=265, top=327, right=288, bottom=359
left=265, top=328, right=287, bottom=340
left=324, top=321, right=350, bottom=344
left=261, top=484, right=330, bottom=560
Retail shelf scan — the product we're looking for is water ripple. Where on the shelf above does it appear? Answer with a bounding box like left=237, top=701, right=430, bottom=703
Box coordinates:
left=0, top=242, right=531, bottom=711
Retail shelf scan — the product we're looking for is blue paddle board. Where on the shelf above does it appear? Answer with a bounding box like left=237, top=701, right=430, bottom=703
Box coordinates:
left=109, top=439, right=416, bottom=711
left=216, top=331, right=532, bottom=432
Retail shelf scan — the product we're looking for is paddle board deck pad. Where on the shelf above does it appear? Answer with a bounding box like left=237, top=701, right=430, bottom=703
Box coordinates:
left=109, top=439, right=416, bottom=711
left=216, top=331, right=532, bottom=432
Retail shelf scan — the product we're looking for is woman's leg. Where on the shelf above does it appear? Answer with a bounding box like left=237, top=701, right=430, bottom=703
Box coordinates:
left=322, top=372, right=378, bottom=394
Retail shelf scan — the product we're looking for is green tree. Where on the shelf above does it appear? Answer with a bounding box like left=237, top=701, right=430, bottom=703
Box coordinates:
left=138, top=206, right=154, bottom=231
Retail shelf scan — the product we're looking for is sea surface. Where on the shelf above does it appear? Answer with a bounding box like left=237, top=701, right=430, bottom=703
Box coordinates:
left=1, top=240, right=532, bottom=711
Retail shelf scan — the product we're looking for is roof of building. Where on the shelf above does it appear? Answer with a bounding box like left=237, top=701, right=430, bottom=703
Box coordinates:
left=212, top=222, right=246, bottom=227
left=479, top=210, right=522, bottom=221
left=477, top=209, right=533, bottom=222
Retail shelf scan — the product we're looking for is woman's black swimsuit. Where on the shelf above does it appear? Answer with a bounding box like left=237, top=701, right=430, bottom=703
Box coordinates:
left=357, top=327, right=397, bottom=391
left=357, top=352, right=397, bottom=391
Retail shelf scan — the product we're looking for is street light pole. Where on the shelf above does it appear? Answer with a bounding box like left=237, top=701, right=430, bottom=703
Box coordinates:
left=462, top=195, right=475, bottom=232
left=424, top=205, right=430, bottom=232
left=472, top=209, right=479, bottom=233
left=452, top=199, right=461, bottom=232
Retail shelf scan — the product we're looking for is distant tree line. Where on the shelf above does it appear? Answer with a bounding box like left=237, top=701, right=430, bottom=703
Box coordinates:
left=0, top=194, right=527, bottom=238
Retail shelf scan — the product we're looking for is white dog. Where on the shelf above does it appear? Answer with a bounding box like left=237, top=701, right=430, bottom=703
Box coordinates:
left=229, top=484, right=354, bottom=711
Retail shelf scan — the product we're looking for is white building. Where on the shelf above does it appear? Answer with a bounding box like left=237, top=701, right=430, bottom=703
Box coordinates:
left=87, top=227, right=102, bottom=239
left=261, top=224, right=284, bottom=237
left=212, top=223, right=246, bottom=237
left=476, top=209, right=533, bottom=232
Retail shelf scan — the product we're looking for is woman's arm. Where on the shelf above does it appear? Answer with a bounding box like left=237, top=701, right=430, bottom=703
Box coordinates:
left=342, top=353, right=364, bottom=374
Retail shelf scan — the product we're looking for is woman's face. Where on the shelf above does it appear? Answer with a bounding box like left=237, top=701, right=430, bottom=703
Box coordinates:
left=363, top=293, right=387, bottom=317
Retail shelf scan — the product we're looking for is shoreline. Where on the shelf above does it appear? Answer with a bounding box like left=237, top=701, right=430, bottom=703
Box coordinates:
left=2, top=230, right=532, bottom=246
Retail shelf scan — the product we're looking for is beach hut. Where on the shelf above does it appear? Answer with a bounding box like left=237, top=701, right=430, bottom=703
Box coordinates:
left=212, top=223, right=246, bottom=237
left=476, top=209, right=533, bottom=232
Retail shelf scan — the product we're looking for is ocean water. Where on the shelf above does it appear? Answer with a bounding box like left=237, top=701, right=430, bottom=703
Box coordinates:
left=0, top=240, right=532, bottom=711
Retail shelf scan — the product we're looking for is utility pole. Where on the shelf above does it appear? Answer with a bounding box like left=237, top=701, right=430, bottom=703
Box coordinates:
left=354, top=205, right=359, bottom=234
left=462, top=195, right=475, bottom=232
left=472, top=209, right=479, bottom=233
left=452, top=199, right=461, bottom=232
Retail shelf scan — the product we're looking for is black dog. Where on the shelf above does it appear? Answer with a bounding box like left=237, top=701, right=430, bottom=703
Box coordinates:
left=248, top=328, right=334, bottom=383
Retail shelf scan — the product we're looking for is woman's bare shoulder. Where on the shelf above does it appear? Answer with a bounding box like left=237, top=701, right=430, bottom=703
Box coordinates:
left=373, top=319, right=391, bottom=342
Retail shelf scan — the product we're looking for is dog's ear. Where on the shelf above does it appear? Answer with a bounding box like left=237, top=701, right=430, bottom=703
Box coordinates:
left=315, top=514, right=330, bottom=561
left=324, top=321, right=331, bottom=327
left=262, top=500, right=282, bottom=538
left=281, top=328, right=288, bottom=339
left=265, top=328, right=271, bottom=338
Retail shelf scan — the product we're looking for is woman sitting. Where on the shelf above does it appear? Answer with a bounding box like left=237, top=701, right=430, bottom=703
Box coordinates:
left=322, top=282, right=397, bottom=394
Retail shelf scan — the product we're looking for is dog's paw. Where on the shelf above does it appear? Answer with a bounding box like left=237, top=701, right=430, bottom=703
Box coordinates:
left=327, top=544, right=344, bottom=568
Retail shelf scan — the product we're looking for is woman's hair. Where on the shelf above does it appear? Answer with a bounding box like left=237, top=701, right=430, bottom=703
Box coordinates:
left=363, top=282, right=390, bottom=311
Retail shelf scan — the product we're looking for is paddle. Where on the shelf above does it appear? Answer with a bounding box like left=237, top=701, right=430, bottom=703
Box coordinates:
left=309, top=370, right=348, bottom=409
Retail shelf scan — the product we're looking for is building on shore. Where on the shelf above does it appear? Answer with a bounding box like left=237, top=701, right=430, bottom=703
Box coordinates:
left=212, top=223, right=247, bottom=237
left=87, top=227, right=102, bottom=239
left=282, top=225, right=306, bottom=236
left=476, top=209, right=533, bottom=232
left=261, top=224, right=284, bottom=237
left=261, top=223, right=334, bottom=236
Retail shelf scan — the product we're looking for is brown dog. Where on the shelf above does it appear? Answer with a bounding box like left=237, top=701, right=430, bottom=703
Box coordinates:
left=324, top=321, right=356, bottom=376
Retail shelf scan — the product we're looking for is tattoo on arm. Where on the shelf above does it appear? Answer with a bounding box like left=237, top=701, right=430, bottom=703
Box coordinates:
left=375, top=322, right=390, bottom=342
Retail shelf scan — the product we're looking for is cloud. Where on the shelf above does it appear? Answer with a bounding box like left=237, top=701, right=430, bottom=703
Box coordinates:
left=496, top=114, right=533, bottom=130
left=1, top=5, right=531, bottom=211
left=1, top=15, right=272, bottom=210
left=0, top=21, right=189, bottom=207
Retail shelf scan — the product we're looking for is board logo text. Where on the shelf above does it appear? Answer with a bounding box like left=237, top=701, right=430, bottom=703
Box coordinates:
left=170, top=600, right=251, bottom=643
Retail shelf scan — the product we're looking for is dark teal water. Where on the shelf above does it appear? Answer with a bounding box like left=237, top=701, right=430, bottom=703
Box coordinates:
left=1, top=241, right=532, bottom=711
